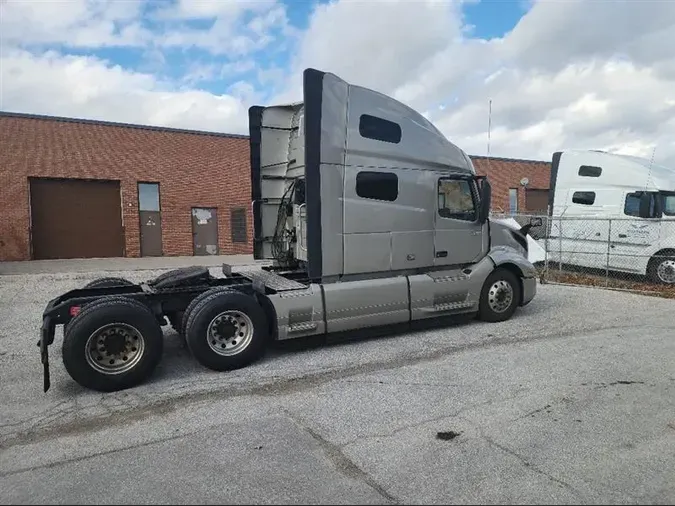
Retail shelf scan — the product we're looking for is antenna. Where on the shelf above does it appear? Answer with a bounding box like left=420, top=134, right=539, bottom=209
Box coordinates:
left=487, top=99, right=492, bottom=172
left=646, top=145, right=656, bottom=191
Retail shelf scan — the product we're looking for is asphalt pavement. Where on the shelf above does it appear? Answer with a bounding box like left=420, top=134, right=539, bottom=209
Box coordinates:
left=1, top=268, right=674, bottom=505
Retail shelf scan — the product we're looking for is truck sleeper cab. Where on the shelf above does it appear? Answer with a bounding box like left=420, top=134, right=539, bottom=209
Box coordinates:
left=544, top=150, right=675, bottom=284
left=37, top=68, right=538, bottom=393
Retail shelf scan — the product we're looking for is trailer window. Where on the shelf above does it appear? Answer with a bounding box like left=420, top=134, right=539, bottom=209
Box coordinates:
left=572, top=191, right=595, bottom=205
left=356, top=171, right=398, bottom=201
left=438, top=178, right=476, bottom=221
left=578, top=165, right=602, bottom=177
left=359, top=114, right=402, bottom=144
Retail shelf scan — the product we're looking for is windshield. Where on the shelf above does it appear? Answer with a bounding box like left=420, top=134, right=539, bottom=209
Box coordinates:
left=661, top=192, right=675, bottom=216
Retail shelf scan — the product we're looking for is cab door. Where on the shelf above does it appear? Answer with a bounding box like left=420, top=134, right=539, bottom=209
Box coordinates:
left=434, top=175, right=487, bottom=266
left=609, top=191, right=661, bottom=272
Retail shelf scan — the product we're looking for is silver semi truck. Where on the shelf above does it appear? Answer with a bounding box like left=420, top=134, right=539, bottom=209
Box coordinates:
left=37, top=68, right=539, bottom=393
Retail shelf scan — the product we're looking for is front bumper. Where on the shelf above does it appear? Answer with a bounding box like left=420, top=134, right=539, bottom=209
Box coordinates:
left=521, top=276, right=537, bottom=306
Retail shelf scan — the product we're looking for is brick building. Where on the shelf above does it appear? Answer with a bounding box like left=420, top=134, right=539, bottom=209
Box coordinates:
left=0, top=112, right=551, bottom=262
left=471, top=156, right=552, bottom=215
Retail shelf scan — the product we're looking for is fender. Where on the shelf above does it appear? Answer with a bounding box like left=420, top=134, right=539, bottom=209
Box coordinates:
left=488, top=245, right=538, bottom=279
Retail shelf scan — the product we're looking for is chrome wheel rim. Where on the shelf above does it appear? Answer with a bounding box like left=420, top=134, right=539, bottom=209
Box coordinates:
left=488, top=280, right=514, bottom=313
left=85, top=323, right=145, bottom=375
left=656, top=259, right=675, bottom=284
left=207, top=310, right=254, bottom=356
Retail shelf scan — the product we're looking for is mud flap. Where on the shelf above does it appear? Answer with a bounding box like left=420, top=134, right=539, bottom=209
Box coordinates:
left=39, top=316, right=54, bottom=392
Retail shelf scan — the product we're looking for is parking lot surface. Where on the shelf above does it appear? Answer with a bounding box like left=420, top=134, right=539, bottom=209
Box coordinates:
left=1, top=268, right=674, bottom=504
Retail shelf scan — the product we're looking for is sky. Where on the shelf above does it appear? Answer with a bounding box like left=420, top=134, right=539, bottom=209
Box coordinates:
left=1, top=0, right=675, bottom=165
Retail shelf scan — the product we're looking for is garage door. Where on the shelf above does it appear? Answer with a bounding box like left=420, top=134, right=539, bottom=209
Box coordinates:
left=30, top=178, right=124, bottom=260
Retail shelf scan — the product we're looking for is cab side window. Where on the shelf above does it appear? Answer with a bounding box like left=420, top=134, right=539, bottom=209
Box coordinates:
left=624, top=191, right=658, bottom=218
left=438, top=178, right=476, bottom=221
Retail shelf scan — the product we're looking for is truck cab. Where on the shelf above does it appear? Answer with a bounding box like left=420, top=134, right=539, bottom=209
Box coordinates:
left=545, top=149, right=675, bottom=284
left=248, top=68, right=538, bottom=340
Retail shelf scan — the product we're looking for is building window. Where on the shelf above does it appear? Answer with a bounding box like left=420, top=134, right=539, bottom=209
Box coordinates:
left=438, top=178, right=476, bottom=221
left=578, top=165, right=602, bottom=177
left=356, top=171, right=398, bottom=201
left=230, top=207, right=247, bottom=243
left=509, top=188, right=518, bottom=214
left=572, top=191, right=596, bottom=205
left=138, top=182, right=160, bottom=211
left=358, top=114, right=402, bottom=144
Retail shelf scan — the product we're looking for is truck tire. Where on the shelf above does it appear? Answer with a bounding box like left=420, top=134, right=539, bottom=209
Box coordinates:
left=179, top=287, right=234, bottom=339
left=64, top=294, right=146, bottom=336
left=62, top=297, right=163, bottom=392
left=647, top=252, right=675, bottom=284
left=83, top=277, right=134, bottom=289
left=185, top=290, right=268, bottom=371
left=477, top=268, right=521, bottom=323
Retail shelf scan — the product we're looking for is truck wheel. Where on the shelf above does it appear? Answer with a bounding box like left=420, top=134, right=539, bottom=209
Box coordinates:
left=185, top=290, right=268, bottom=371
left=647, top=253, right=675, bottom=284
left=477, top=268, right=521, bottom=323
left=180, top=287, right=234, bottom=339
left=62, top=297, right=163, bottom=392
left=83, top=277, right=134, bottom=289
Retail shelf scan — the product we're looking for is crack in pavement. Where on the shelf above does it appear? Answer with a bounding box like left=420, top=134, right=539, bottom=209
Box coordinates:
left=2, top=322, right=669, bottom=450
left=0, top=430, right=191, bottom=479
left=477, top=426, right=586, bottom=502
left=282, top=410, right=400, bottom=505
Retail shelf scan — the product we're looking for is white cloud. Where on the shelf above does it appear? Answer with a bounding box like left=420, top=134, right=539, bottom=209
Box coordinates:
left=152, top=0, right=291, bottom=56
left=272, top=0, right=675, bottom=166
left=0, top=49, right=250, bottom=133
left=0, top=0, right=151, bottom=47
left=2, top=0, right=675, bottom=169
left=152, top=0, right=277, bottom=20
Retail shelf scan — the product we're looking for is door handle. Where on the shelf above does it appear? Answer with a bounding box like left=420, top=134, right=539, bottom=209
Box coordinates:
left=436, top=251, right=448, bottom=258
left=618, top=234, right=627, bottom=238
left=595, top=233, right=601, bottom=236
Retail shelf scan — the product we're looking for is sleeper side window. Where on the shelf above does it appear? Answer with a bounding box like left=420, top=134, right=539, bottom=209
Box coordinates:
left=438, top=178, right=476, bottom=221
left=572, top=191, right=596, bottom=205
left=356, top=171, right=398, bottom=201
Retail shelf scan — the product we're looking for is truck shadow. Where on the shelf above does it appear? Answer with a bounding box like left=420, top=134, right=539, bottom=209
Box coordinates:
left=148, top=313, right=482, bottom=382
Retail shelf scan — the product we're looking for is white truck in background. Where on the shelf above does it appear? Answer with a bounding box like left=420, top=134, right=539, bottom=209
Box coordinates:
left=544, top=149, right=675, bottom=284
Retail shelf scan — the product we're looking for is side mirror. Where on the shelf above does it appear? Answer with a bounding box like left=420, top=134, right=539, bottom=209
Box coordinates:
left=478, top=178, right=491, bottom=224
left=639, top=192, right=652, bottom=218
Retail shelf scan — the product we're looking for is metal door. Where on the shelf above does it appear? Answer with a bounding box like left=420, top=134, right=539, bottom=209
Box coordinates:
left=434, top=176, right=487, bottom=266
left=192, top=207, right=219, bottom=255
left=138, top=183, right=162, bottom=257
left=29, top=178, right=124, bottom=260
